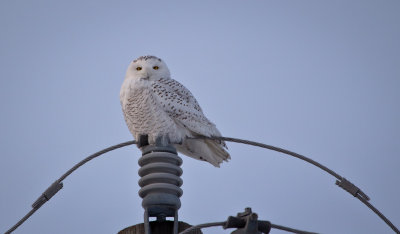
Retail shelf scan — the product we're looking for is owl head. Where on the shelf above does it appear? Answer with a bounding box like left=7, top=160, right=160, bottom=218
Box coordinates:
left=125, top=55, right=171, bottom=81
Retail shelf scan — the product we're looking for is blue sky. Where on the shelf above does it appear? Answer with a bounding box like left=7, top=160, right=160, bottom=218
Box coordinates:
left=1, top=1, right=399, bottom=233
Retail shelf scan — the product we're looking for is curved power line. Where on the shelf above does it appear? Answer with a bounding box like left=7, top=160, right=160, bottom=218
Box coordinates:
left=179, top=221, right=226, bottom=234
left=58, top=140, right=135, bottom=182
left=191, top=136, right=370, bottom=199
left=4, top=140, right=135, bottom=234
left=179, top=221, right=319, bottom=234
left=271, top=223, right=318, bottom=234
left=4, top=208, right=38, bottom=234
left=188, top=136, right=398, bottom=234
left=357, top=194, right=399, bottom=234
left=5, top=137, right=399, bottom=233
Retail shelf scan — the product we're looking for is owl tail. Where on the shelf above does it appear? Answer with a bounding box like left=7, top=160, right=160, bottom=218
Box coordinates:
left=176, top=139, right=230, bottom=167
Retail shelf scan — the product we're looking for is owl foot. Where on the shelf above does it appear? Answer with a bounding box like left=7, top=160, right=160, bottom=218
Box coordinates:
left=137, top=134, right=182, bottom=148
left=154, top=135, right=172, bottom=147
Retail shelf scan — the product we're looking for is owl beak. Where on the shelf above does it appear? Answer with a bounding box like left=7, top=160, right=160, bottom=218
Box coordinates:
left=140, top=76, right=150, bottom=80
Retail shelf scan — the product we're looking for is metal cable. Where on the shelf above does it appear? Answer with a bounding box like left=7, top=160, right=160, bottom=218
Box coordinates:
left=4, top=140, right=136, bottom=234
left=356, top=195, right=400, bottom=234
left=4, top=208, right=38, bottom=234
left=5, top=136, right=399, bottom=233
left=58, top=140, right=135, bottom=182
left=179, top=221, right=226, bottom=234
left=190, top=136, right=342, bottom=180
left=178, top=221, right=319, bottom=234
left=188, top=136, right=399, bottom=234
left=270, top=224, right=318, bottom=234
left=202, top=136, right=368, bottom=200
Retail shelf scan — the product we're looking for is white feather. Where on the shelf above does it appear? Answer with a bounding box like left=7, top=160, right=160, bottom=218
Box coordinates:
left=120, top=56, right=230, bottom=166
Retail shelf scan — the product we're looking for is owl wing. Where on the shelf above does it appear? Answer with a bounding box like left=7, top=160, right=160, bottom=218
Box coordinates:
left=150, top=78, right=222, bottom=139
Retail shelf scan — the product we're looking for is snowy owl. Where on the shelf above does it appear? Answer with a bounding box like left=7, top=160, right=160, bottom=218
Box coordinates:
left=120, top=55, right=230, bottom=167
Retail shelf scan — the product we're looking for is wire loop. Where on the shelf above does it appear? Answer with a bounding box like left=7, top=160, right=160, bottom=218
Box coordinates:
left=5, top=137, right=399, bottom=234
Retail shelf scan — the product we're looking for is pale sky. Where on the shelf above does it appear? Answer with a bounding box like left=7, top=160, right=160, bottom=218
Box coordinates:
left=1, top=1, right=399, bottom=233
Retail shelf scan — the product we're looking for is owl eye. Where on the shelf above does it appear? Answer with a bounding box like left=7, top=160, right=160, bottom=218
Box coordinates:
left=153, top=66, right=159, bottom=70
left=136, top=66, right=142, bottom=71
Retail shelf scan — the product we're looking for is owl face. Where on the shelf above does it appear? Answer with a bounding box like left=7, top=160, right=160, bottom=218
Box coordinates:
left=125, top=56, right=171, bottom=81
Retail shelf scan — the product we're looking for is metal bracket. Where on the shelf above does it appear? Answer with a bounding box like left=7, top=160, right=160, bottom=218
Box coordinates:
left=224, top=208, right=271, bottom=234
left=336, top=177, right=370, bottom=201
left=32, top=180, right=63, bottom=209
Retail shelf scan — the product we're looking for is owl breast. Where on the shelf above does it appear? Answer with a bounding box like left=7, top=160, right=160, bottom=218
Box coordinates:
left=121, top=81, right=183, bottom=144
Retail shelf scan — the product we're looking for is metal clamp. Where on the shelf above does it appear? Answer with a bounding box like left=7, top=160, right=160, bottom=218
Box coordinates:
left=224, top=208, right=271, bottom=234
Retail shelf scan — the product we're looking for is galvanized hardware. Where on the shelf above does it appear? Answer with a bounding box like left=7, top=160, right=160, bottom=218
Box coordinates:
left=224, top=208, right=271, bottom=234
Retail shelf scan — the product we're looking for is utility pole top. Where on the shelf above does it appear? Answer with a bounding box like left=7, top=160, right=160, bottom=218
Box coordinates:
left=118, top=221, right=202, bottom=234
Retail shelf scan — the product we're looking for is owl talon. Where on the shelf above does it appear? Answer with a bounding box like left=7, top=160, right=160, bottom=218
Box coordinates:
left=155, top=135, right=171, bottom=147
